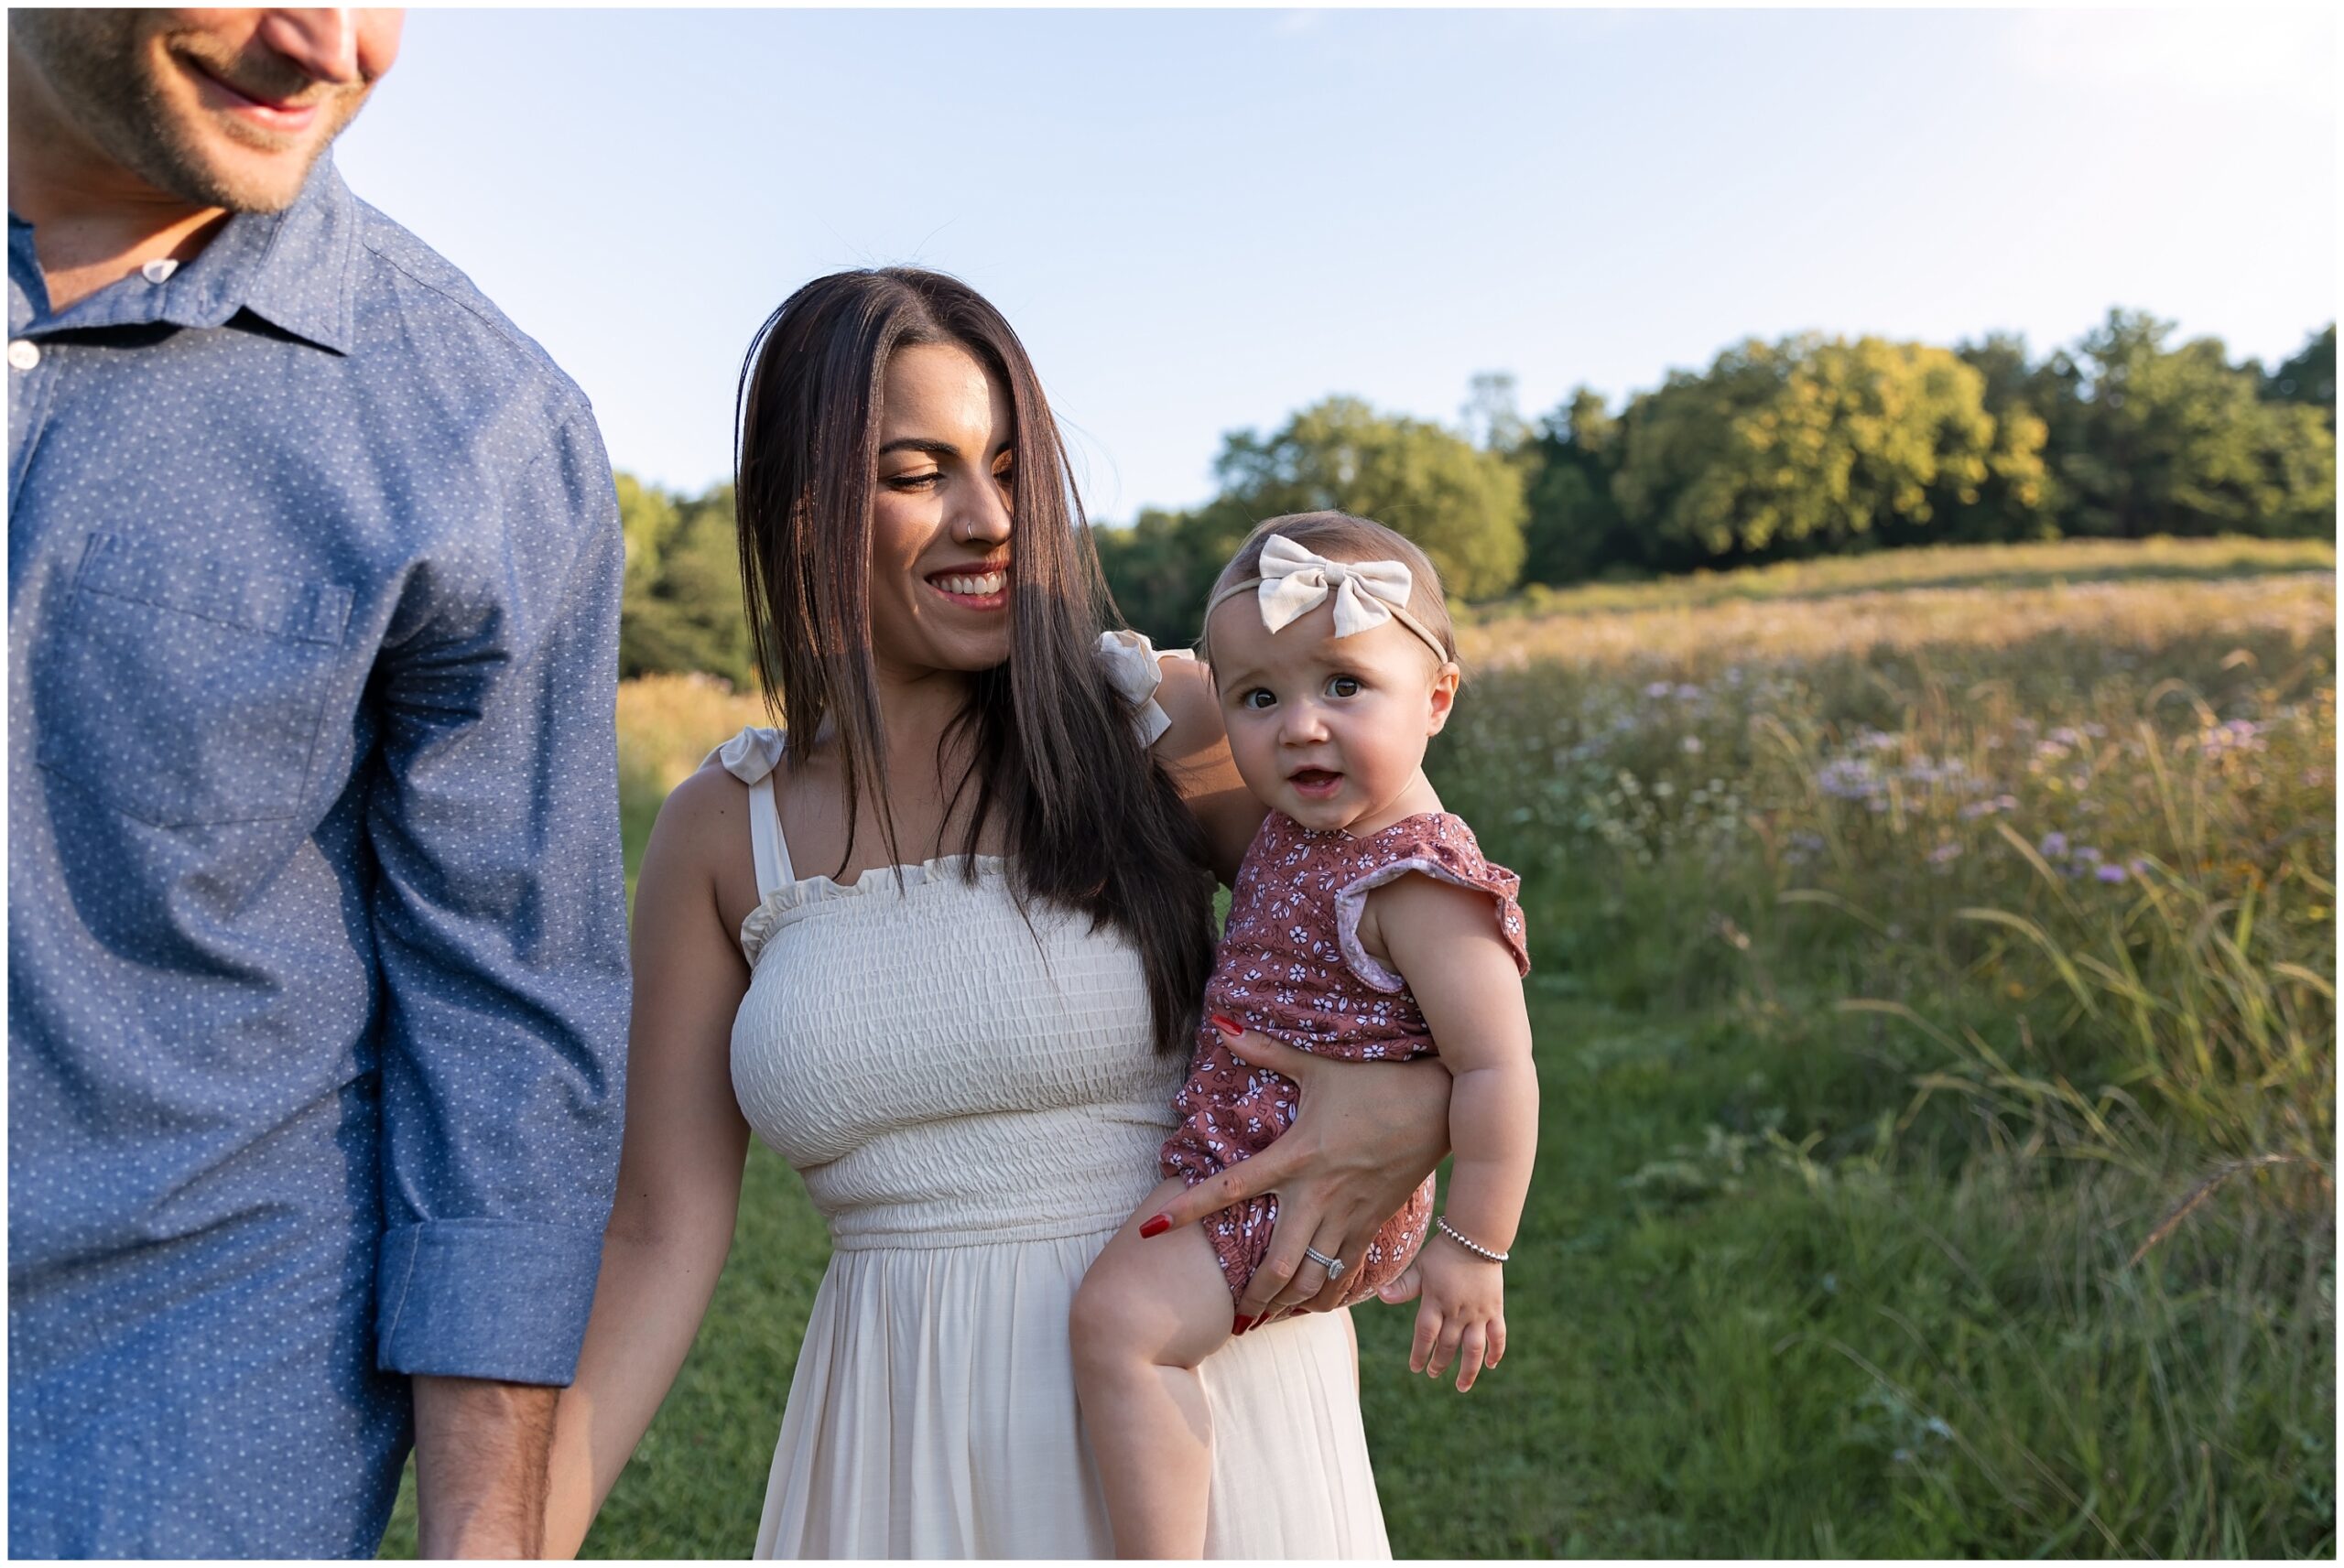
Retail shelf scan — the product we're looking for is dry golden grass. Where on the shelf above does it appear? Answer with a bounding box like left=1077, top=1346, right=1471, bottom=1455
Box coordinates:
left=1458, top=570, right=2337, bottom=675
left=1465, top=535, right=2336, bottom=622
left=616, top=672, right=772, bottom=796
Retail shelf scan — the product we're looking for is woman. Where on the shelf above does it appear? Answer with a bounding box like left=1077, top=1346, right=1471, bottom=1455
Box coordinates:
left=545, top=269, right=1450, bottom=1558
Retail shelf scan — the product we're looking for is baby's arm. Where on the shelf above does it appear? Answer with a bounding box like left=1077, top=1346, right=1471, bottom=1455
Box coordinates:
left=1366, top=872, right=1537, bottom=1391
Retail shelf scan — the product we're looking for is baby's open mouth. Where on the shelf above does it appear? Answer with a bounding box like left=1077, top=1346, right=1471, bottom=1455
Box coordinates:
left=1289, top=768, right=1343, bottom=797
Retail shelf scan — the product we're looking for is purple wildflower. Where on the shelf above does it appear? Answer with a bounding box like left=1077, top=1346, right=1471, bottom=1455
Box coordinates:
left=1817, top=758, right=1883, bottom=800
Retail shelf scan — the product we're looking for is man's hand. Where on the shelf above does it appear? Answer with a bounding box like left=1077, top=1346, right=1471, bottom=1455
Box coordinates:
left=1145, top=1024, right=1450, bottom=1325
left=413, top=1375, right=559, bottom=1558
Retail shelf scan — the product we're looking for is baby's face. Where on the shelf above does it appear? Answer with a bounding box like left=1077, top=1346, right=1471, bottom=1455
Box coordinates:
left=1207, top=592, right=1459, bottom=834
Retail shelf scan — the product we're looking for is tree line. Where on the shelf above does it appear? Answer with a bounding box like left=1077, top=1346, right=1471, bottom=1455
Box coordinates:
left=617, top=308, right=2335, bottom=676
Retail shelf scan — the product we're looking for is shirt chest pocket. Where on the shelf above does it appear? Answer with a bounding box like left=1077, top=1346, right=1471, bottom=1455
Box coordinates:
left=35, top=535, right=356, bottom=827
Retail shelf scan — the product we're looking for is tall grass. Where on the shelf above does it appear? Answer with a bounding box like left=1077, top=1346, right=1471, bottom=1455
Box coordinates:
left=1428, top=546, right=2336, bottom=1553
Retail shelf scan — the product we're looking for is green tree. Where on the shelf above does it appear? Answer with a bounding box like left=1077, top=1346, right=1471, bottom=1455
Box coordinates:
left=1208, top=395, right=1528, bottom=600
left=1460, top=370, right=1534, bottom=455
left=1520, top=385, right=1632, bottom=584
left=1091, top=504, right=1223, bottom=648
left=1933, top=332, right=2061, bottom=543
left=616, top=479, right=754, bottom=687
left=2052, top=309, right=2335, bottom=538
left=616, top=472, right=681, bottom=599
left=2263, top=323, right=2336, bottom=420
left=1611, top=335, right=2039, bottom=567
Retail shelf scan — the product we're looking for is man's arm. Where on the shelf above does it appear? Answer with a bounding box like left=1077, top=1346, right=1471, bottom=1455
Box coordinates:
left=367, top=408, right=631, bottom=1554
left=413, top=1377, right=559, bottom=1558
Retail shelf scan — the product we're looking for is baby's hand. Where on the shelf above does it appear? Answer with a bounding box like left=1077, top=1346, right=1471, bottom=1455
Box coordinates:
left=1409, top=1233, right=1506, bottom=1391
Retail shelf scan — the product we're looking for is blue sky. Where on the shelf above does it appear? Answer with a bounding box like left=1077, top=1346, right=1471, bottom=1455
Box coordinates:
left=333, top=7, right=2336, bottom=518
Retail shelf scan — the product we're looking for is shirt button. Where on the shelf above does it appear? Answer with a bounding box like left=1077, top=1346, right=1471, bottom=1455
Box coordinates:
left=7, top=341, right=38, bottom=371
left=141, top=258, right=179, bottom=285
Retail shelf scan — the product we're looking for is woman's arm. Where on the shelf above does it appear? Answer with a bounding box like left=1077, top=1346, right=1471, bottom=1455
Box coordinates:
left=544, top=765, right=758, bottom=1557
left=1144, top=1024, right=1452, bottom=1321
left=1149, top=654, right=1268, bottom=887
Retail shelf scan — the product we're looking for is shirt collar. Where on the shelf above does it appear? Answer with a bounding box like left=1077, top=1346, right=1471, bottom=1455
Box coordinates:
left=8, top=154, right=359, bottom=356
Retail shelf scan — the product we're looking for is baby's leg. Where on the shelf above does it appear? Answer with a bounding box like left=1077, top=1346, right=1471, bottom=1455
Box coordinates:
left=1070, top=1175, right=1238, bottom=1559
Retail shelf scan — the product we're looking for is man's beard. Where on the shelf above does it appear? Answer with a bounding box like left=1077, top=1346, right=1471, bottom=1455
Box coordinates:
left=13, top=11, right=369, bottom=214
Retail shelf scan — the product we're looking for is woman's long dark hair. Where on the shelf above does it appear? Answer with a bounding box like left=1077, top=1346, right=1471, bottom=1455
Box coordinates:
left=734, top=267, right=1214, bottom=1054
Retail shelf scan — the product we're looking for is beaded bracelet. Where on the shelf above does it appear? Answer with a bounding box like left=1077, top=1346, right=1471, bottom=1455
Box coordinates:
left=1435, top=1217, right=1510, bottom=1264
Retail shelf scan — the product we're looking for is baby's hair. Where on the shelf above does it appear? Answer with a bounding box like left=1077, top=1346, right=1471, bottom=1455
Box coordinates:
left=1198, top=511, right=1460, bottom=673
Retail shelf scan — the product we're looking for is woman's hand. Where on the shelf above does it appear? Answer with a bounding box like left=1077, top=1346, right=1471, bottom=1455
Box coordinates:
left=1145, top=1024, right=1450, bottom=1325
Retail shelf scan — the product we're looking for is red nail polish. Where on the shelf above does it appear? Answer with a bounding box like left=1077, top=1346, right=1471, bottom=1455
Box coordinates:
left=1138, top=1215, right=1170, bottom=1239
left=1232, top=1314, right=1256, bottom=1336
left=1210, top=1013, right=1243, bottom=1037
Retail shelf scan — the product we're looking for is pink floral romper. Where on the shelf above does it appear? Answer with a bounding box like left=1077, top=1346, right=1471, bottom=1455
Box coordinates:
left=1162, top=809, right=1531, bottom=1308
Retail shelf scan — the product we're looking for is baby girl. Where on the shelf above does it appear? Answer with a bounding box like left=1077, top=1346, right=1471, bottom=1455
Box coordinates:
left=1071, top=510, right=1538, bottom=1557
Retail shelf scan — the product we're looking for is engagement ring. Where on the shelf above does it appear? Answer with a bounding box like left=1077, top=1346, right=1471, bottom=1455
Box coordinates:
left=1303, top=1246, right=1347, bottom=1281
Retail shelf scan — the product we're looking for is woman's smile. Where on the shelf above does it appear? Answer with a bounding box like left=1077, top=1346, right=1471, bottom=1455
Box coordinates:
left=924, top=559, right=1011, bottom=611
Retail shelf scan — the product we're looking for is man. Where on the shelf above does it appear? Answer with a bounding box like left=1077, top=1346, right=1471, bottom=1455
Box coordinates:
left=8, top=10, right=630, bottom=1556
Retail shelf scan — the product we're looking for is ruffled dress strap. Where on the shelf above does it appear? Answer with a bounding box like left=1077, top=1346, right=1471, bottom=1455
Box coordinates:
left=713, top=725, right=796, bottom=901
left=1331, top=813, right=1531, bottom=991
left=1096, top=629, right=1196, bottom=748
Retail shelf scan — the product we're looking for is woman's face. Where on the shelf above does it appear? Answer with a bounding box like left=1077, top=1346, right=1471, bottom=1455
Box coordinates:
left=867, top=341, right=1016, bottom=681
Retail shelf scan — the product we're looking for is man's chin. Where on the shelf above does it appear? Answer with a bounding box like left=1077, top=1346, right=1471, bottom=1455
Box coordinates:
left=156, top=130, right=327, bottom=213
left=141, top=81, right=359, bottom=212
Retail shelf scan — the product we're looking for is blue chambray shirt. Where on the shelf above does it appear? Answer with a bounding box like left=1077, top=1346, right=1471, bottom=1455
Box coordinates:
left=7, top=157, right=631, bottom=1559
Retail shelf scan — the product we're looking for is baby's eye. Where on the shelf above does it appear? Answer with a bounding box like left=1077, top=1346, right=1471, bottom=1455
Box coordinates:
left=1241, top=688, right=1277, bottom=711
left=1326, top=675, right=1362, bottom=698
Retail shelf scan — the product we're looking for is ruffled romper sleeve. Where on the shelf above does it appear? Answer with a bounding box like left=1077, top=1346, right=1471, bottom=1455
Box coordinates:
left=1331, top=815, right=1532, bottom=991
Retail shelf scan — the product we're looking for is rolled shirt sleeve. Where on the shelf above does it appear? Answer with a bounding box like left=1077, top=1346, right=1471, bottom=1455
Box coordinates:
left=366, top=410, right=631, bottom=1385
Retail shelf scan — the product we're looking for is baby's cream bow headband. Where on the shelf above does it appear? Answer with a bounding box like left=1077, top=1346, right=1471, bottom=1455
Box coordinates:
left=1207, top=534, right=1450, bottom=663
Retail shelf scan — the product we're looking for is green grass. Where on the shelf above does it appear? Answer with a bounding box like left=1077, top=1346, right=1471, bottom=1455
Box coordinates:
left=380, top=992, right=2335, bottom=1558
left=381, top=536, right=2336, bottom=1558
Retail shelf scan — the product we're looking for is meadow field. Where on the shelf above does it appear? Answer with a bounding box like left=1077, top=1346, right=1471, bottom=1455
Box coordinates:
left=383, top=535, right=2336, bottom=1558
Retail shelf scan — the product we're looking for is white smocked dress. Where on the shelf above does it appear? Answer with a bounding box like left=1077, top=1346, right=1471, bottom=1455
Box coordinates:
left=722, top=635, right=1391, bottom=1560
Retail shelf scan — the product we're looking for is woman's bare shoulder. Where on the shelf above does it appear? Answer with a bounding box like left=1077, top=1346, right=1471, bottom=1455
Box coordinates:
left=639, top=757, right=762, bottom=932
left=658, top=756, right=754, bottom=848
